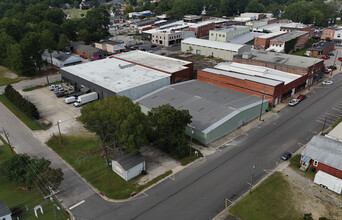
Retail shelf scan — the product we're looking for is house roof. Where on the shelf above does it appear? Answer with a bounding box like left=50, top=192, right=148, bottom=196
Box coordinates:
left=0, top=202, right=11, bottom=216
left=307, top=41, right=334, bottom=52
left=75, top=45, right=107, bottom=55
left=42, top=50, right=76, bottom=62
left=301, top=135, right=342, bottom=171
left=113, top=153, right=145, bottom=170
left=99, top=40, right=124, bottom=45
left=136, top=80, right=264, bottom=133
left=182, top=37, right=245, bottom=52
left=70, top=41, right=85, bottom=47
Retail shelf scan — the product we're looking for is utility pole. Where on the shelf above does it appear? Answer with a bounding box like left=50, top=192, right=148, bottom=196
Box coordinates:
left=250, top=165, right=256, bottom=193
left=57, top=120, right=64, bottom=146
left=189, top=125, right=194, bottom=156
left=2, top=127, right=15, bottom=155
left=321, top=115, right=327, bottom=133
left=259, top=91, right=265, bottom=121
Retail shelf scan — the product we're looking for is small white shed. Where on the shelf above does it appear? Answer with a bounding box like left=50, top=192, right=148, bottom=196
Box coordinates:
left=0, top=202, right=12, bottom=220
left=112, top=153, right=146, bottom=181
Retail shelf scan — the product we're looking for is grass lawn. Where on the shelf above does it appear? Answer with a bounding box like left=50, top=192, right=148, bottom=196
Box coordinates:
left=0, top=95, right=42, bottom=130
left=292, top=48, right=308, bottom=56
left=229, top=172, right=301, bottom=220
left=0, top=137, right=69, bottom=220
left=64, top=9, right=88, bottom=17
left=289, top=154, right=316, bottom=180
left=0, top=66, right=21, bottom=86
left=46, top=135, right=172, bottom=199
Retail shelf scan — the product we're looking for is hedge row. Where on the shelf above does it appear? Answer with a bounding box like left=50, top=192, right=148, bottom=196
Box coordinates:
left=4, top=85, right=40, bottom=119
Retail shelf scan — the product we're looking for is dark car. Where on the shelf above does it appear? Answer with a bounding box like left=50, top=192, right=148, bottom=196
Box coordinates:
left=281, top=152, right=292, bottom=161
left=56, top=91, right=66, bottom=97
left=326, top=52, right=334, bottom=56
left=296, top=94, right=306, bottom=101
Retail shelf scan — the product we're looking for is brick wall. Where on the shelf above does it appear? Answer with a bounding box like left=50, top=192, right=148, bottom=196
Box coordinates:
left=294, top=33, right=309, bottom=51
left=74, top=50, right=90, bottom=59
left=311, top=160, right=342, bottom=179
left=321, top=28, right=335, bottom=41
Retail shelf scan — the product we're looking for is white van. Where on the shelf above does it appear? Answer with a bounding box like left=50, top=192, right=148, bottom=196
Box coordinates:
left=65, top=96, right=76, bottom=104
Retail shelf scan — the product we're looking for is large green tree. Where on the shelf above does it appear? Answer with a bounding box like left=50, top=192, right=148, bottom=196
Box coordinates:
left=148, top=104, right=192, bottom=158
left=80, top=96, right=148, bottom=164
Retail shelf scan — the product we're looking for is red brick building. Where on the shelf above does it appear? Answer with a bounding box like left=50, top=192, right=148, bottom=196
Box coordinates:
left=280, top=23, right=314, bottom=37
left=197, top=62, right=307, bottom=106
left=321, top=28, right=335, bottom=41
left=301, top=135, right=342, bottom=179
left=113, top=50, right=194, bottom=84
left=307, top=41, right=335, bottom=57
left=188, top=21, right=216, bottom=38
left=233, top=51, right=324, bottom=87
left=268, top=31, right=309, bottom=53
left=254, top=32, right=285, bottom=50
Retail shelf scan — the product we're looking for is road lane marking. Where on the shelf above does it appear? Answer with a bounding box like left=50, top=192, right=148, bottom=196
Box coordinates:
left=69, top=200, right=85, bottom=210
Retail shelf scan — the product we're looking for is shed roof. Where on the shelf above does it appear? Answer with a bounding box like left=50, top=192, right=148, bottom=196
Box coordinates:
left=136, top=80, right=263, bottom=133
left=301, top=135, right=342, bottom=171
left=61, top=57, right=170, bottom=94
left=0, top=202, right=11, bottom=216
left=182, top=37, right=245, bottom=52
left=113, top=153, right=145, bottom=170
left=113, top=50, right=191, bottom=73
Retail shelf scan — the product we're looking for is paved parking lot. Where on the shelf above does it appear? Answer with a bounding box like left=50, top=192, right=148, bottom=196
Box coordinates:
left=20, top=86, right=81, bottom=125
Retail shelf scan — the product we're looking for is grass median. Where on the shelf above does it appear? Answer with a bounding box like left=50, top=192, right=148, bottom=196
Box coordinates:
left=46, top=135, right=172, bottom=199
left=0, top=136, right=69, bottom=220
left=229, top=172, right=301, bottom=220
left=0, top=95, right=42, bottom=130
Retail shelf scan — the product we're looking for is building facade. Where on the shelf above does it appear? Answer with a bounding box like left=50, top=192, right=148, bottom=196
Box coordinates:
left=321, top=28, right=335, bottom=41
left=151, top=30, right=182, bottom=47
left=188, top=21, right=216, bottom=38
left=268, top=31, right=309, bottom=53
left=254, top=32, right=285, bottom=50
left=94, top=40, right=125, bottom=54
left=209, top=26, right=250, bottom=42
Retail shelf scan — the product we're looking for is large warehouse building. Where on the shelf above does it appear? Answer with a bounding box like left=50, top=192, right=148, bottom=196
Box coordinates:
left=113, top=50, right=194, bottom=83
left=61, top=57, right=170, bottom=101
left=136, top=80, right=268, bottom=144
left=197, top=62, right=305, bottom=106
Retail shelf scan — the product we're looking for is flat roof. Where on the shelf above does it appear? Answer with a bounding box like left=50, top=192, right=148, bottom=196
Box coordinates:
left=240, top=51, right=322, bottom=69
left=271, top=31, right=307, bottom=42
left=113, top=50, right=191, bottom=73
left=182, top=37, right=245, bottom=52
left=229, top=32, right=263, bottom=44
left=301, top=135, right=342, bottom=171
left=280, top=23, right=310, bottom=29
left=136, top=80, right=262, bottom=133
left=257, top=31, right=284, bottom=38
left=253, top=23, right=282, bottom=33
left=214, top=62, right=301, bottom=85
left=211, top=25, right=248, bottom=33
left=188, top=20, right=214, bottom=28
left=61, top=57, right=170, bottom=93
left=327, top=122, right=342, bottom=140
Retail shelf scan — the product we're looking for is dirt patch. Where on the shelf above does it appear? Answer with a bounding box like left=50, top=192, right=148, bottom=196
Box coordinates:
left=283, top=168, right=342, bottom=220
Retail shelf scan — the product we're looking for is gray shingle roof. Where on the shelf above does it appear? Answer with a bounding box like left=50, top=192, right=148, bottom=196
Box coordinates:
left=113, top=153, right=145, bottom=170
left=307, top=41, right=334, bottom=52
left=0, top=202, right=11, bottom=216
left=301, top=135, right=342, bottom=171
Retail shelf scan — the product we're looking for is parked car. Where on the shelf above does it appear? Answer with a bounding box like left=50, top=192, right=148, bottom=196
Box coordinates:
left=56, top=91, right=66, bottom=97
left=322, top=80, right=333, bottom=85
left=288, top=99, right=300, bottom=106
left=49, top=85, right=61, bottom=91
left=65, top=96, right=76, bottom=104
left=338, top=57, right=342, bottom=62
left=326, top=52, right=334, bottom=56
left=54, top=87, right=65, bottom=94
left=324, top=68, right=332, bottom=74
left=318, top=55, right=329, bottom=60
left=296, top=94, right=307, bottom=101
left=281, top=152, right=292, bottom=161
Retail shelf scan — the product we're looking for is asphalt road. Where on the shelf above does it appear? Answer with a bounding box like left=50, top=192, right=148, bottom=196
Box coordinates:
left=1, top=73, right=342, bottom=220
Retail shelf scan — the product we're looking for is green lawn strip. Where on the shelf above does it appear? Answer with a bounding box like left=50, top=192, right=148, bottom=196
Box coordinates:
left=0, top=66, right=21, bottom=86
left=0, top=95, right=42, bottom=130
left=46, top=135, right=173, bottom=200
left=0, top=138, right=68, bottom=220
left=331, top=116, right=342, bottom=128
left=289, top=154, right=316, bottom=180
left=229, top=172, right=301, bottom=220
left=179, top=149, right=203, bottom=166
left=22, top=81, right=61, bottom=92
left=292, top=48, right=308, bottom=56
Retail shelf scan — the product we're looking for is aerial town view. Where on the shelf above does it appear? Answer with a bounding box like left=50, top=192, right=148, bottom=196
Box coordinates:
left=0, top=0, right=342, bottom=219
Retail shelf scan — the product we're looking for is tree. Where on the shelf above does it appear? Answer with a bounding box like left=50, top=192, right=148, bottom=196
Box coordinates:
left=5, top=43, right=24, bottom=74
left=80, top=96, right=148, bottom=164
left=44, top=8, right=66, bottom=25
left=58, top=34, right=70, bottom=51
left=124, top=5, right=134, bottom=14
left=85, top=6, right=110, bottom=40
left=0, top=32, right=15, bottom=65
left=245, top=0, right=265, bottom=13
left=36, top=167, right=64, bottom=194
left=148, top=104, right=192, bottom=158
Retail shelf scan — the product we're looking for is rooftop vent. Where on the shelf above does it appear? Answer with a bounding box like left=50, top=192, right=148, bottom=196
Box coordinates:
left=118, top=63, right=136, bottom=69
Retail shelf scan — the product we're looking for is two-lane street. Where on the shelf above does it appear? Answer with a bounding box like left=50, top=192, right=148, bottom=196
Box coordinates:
left=1, top=73, right=342, bottom=220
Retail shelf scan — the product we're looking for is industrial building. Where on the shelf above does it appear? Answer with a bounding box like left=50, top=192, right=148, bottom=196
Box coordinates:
left=181, top=37, right=252, bottom=61
left=136, top=80, right=268, bottom=144
left=209, top=26, right=249, bottom=42
left=254, top=32, right=285, bottom=50
left=267, top=31, right=309, bottom=53
left=197, top=62, right=304, bottom=106
left=113, top=50, right=194, bottom=83
left=60, top=57, right=171, bottom=100
left=233, top=51, right=324, bottom=86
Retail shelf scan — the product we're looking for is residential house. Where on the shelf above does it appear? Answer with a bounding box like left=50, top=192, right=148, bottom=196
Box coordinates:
left=0, top=202, right=12, bottom=220
left=111, top=153, right=146, bottom=181
left=74, top=45, right=107, bottom=60
left=42, top=50, right=82, bottom=68
left=301, top=135, right=342, bottom=179
left=306, top=41, right=334, bottom=57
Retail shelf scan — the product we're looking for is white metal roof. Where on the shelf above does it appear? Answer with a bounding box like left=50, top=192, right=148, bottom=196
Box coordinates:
left=61, top=57, right=170, bottom=93
left=182, top=37, right=245, bottom=52
left=301, top=135, right=342, bottom=171
left=214, top=62, right=300, bottom=85
left=113, top=50, right=191, bottom=73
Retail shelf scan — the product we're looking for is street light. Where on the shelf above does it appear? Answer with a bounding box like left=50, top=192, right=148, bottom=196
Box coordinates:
left=250, top=165, right=256, bottom=193
left=259, top=91, right=266, bottom=121
left=188, top=125, right=195, bottom=156
left=57, top=120, right=64, bottom=146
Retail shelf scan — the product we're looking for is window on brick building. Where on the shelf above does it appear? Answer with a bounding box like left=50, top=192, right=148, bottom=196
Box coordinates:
left=313, top=160, right=318, bottom=166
